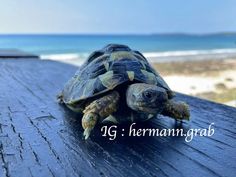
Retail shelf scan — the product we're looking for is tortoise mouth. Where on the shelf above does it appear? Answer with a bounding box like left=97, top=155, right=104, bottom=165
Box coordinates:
left=134, top=101, right=156, bottom=108
left=131, top=102, right=158, bottom=113
left=131, top=98, right=168, bottom=114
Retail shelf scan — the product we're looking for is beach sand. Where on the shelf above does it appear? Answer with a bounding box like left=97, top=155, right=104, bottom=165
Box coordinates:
left=152, top=59, right=236, bottom=107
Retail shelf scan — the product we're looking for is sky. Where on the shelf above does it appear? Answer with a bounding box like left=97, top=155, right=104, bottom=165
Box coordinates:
left=0, top=0, right=236, bottom=34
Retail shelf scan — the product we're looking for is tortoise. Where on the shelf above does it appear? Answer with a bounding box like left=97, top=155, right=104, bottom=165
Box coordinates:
left=58, top=44, right=190, bottom=139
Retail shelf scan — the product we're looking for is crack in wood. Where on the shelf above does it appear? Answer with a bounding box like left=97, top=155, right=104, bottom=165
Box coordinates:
left=27, top=143, right=41, bottom=166
left=0, top=143, right=10, bottom=177
left=27, top=117, right=62, bottom=164
left=34, top=115, right=56, bottom=121
left=47, top=166, right=56, bottom=177
left=32, top=151, right=40, bottom=165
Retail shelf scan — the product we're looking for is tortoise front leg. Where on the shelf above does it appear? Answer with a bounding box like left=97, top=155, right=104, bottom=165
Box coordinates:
left=161, top=100, right=190, bottom=121
left=82, top=91, right=120, bottom=139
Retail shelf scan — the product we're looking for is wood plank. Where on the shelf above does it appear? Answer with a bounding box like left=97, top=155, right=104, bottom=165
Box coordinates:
left=0, top=58, right=235, bottom=177
left=0, top=49, right=38, bottom=58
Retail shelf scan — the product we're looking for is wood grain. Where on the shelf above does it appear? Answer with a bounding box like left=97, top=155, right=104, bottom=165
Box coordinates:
left=0, top=58, right=235, bottom=177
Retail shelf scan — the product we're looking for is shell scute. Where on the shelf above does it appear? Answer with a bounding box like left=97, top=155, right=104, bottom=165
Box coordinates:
left=61, top=44, right=173, bottom=108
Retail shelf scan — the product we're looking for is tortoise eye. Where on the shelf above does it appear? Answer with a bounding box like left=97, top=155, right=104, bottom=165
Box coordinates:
left=143, top=91, right=153, bottom=99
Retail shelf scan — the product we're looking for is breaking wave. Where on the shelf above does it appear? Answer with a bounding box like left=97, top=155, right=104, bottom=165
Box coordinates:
left=40, top=48, right=236, bottom=64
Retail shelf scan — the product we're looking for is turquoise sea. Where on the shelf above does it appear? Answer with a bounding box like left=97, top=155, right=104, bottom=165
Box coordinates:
left=1, top=34, right=236, bottom=61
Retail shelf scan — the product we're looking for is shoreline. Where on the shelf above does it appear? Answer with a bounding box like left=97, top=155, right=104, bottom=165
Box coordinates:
left=40, top=48, right=236, bottom=63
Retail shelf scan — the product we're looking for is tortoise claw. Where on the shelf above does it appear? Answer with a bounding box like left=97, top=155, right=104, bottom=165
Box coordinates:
left=83, top=128, right=92, bottom=140
left=82, top=112, right=98, bottom=140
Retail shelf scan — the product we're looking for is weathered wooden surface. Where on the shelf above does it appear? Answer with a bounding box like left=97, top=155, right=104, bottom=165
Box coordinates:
left=0, top=58, right=235, bottom=177
left=0, top=49, right=38, bottom=58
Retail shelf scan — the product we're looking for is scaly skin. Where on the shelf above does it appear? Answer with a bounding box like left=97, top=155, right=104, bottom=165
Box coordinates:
left=161, top=100, right=190, bottom=120
left=82, top=91, right=120, bottom=139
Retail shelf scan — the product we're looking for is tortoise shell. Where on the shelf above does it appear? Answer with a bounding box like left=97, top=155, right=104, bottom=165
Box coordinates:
left=61, top=44, right=173, bottom=109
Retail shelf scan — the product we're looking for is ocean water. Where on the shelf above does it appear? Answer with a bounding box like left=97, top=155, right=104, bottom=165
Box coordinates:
left=1, top=34, right=236, bottom=62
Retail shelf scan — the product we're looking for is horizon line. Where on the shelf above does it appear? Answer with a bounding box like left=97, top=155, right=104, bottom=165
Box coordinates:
left=0, top=31, right=236, bottom=36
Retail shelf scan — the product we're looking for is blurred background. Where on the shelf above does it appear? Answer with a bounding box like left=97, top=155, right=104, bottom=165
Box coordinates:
left=0, top=0, right=236, bottom=106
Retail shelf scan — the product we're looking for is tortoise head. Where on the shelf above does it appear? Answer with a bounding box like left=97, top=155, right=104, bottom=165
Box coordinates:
left=126, top=83, right=168, bottom=114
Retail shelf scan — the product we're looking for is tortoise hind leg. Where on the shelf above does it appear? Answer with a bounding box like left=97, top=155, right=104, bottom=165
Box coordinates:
left=161, top=100, right=190, bottom=121
left=82, top=91, right=120, bottom=139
